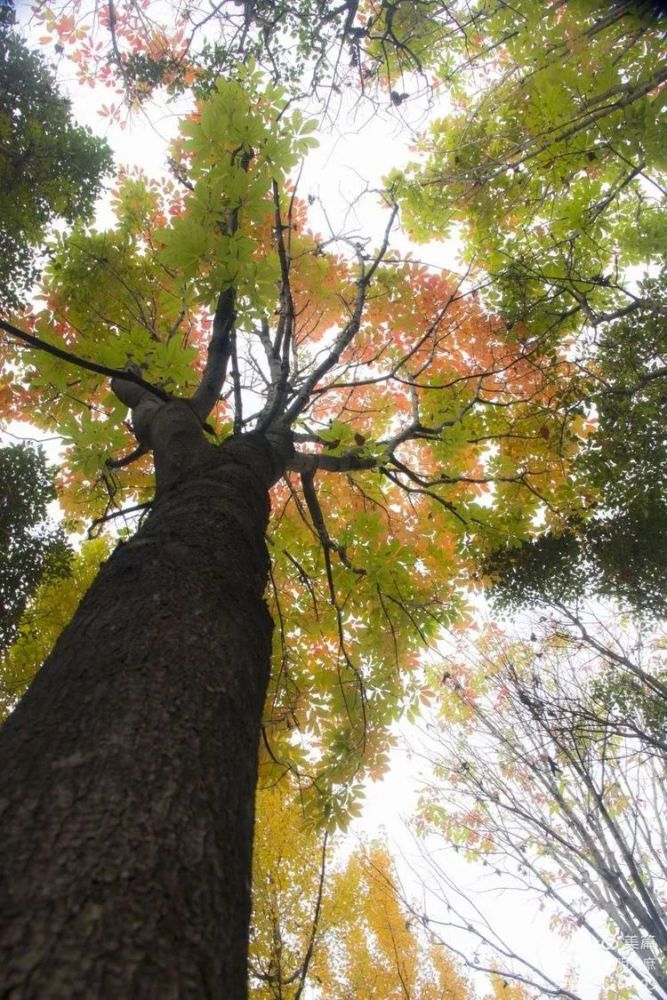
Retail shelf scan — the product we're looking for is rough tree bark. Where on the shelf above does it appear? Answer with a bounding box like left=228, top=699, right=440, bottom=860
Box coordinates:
left=0, top=400, right=289, bottom=998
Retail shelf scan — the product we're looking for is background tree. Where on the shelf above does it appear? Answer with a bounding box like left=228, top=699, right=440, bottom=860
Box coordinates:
left=405, top=611, right=667, bottom=997
left=397, top=0, right=666, bottom=331
left=250, top=780, right=474, bottom=998
left=484, top=276, right=667, bottom=616
left=393, top=0, right=667, bottom=613
left=0, top=63, right=587, bottom=995
left=0, top=4, right=112, bottom=310
left=0, top=536, right=107, bottom=718
left=0, top=442, right=71, bottom=652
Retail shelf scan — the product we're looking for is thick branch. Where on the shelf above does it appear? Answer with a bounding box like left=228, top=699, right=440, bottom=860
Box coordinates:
left=292, top=830, right=329, bottom=999
left=1, top=318, right=169, bottom=402
left=189, top=287, right=235, bottom=421
left=288, top=449, right=377, bottom=475
left=255, top=182, right=296, bottom=431
left=189, top=149, right=252, bottom=422
left=105, top=444, right=148, bottom=469
left=88, top=501, right=152, bottom=537
left=301, top=469, right=336, bottom=602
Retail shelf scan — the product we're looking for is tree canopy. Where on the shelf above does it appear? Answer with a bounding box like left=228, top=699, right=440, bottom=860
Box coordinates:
left=390, top=0, right=667, bottom=615
left=2, top=59, right=601, bottom=821
left=0, top=0, right=665, bottom=994
left=484, top=275, right=667, bottom=616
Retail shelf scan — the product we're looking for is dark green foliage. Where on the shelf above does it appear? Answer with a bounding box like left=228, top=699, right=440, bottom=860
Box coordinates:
left=590, top=667, right=667, bottom=752
left=486, top=274, right=667, bottom=615
left=0, top=443, right=71, bottom=650
left=0, top=14, right=112, bottom=310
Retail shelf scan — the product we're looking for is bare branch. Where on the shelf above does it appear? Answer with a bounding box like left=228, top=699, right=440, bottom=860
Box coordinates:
left=281, top=201, right=399, bottom=425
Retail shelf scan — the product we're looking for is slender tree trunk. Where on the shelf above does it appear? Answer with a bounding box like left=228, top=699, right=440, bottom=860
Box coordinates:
left=0, top=424, right=285, bottom=998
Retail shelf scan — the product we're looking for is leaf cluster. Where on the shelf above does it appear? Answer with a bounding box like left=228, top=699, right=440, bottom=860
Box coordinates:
left=160, top=71, right=317, bottom=311
left=395, top=0, right=666, bottom=335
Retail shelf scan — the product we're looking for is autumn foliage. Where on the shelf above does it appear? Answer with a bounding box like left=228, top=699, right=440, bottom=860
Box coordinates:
left=1, top=1, right=665, bottom=995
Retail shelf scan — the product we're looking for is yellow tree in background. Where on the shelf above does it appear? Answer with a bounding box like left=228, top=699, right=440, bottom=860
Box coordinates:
left=251, top=781, right=472, bottom=999
left=0, top=538, right=109, bottom=720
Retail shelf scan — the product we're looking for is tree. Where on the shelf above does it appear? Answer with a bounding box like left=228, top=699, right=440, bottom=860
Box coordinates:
left=250, top=780, right=473, bottom=998
left=0, top=68, right=582, bottom=995
left=405, top=611, right=667, bottom=998
left=0, top=442, right=71, bottom=652
left=0, top=537, right=107, bottom=719
left=0, top=4, right=662, bottom=995
left=0, top=7, right=112, bottom=310
left=314, top=844, right=472, bottom=999
left=396, top=0, right=666, bottom=332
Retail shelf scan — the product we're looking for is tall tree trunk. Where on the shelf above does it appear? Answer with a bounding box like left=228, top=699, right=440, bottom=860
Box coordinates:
left=0, top=420, right=286, bottom=998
